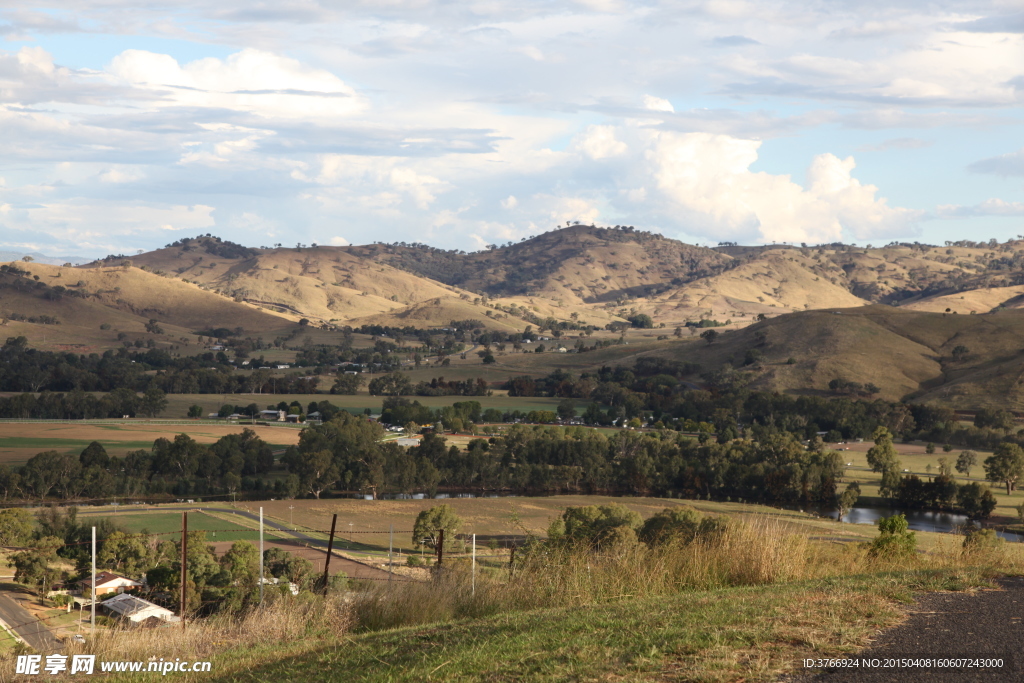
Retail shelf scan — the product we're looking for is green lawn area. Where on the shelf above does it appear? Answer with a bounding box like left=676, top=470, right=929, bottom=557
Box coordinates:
left=78, top=511, right=287, bottom=543
left=0, top=437, right=155, bottom=453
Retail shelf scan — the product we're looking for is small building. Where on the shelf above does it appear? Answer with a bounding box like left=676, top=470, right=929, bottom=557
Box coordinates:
left=285, top=413, right=302, bottom=423
left=101, top=593, right=180, bottom=625
left=260, top=409, right=286, bottom=421
left=276, top=364, right=291, bottom=369
left=395, top=437, right=420, bottom=447
left=78, top=572, right=142, bottom=597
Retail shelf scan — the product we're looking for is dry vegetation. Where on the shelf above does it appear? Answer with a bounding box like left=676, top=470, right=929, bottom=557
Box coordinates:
left=23, top=512, right=1022, bottom=682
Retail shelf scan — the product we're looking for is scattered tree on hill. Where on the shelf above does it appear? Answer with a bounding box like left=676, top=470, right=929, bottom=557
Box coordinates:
left=700, top=329, right=718, bottom=345
left=974, top=407, right=1015, bottom=431
left=984, top=442, right=1024, bottom=495
left=956, top=450, right=977, bottom=477
left=836, top=482, right=860, bottom=522
left=628, top=314, right=653, bottom=329
left=412, top=504, right=462, bottom=550
left=331, top=373, right=365, bottom=395
left=368, top=372, right=413, bottom=396
left=951, top=345, right=969, bottom=362
left=866, top=427, right=901, bottom=498
left=958, top=482, right=997, bottom=519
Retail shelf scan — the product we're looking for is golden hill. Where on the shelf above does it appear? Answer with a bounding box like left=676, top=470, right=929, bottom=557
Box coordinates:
left=657, top=304, right=1024, bottom=410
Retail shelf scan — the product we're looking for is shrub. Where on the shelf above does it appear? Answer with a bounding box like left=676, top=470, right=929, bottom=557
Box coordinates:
left=868, top=514, right=917, bottom=561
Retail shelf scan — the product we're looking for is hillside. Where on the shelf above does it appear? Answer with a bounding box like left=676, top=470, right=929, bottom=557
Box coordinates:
left=0, top=261, right=296, bottom=352
left=659, top=304, right=1024, bottom=409
left=349, top=225, right=734, bottom=302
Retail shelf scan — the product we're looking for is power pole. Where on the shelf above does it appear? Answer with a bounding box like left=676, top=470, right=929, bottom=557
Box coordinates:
left=259, top=507, right=264, bottom=604
left=436, top=529, right=444, bottom=568
left=322, top=514, right=337, bottom=595
left=471, top=533, right=476, bottom=596
left=388, top=524, right=393, bottom=585
left=180, top=512, right=188, bottom=628
left=90, top=527, right=96, bottom=637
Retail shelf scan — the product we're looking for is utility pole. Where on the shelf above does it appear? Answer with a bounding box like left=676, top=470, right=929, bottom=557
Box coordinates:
left=471, top=533, right=476, bottom=596
left=436, top=529, right=444, bottom=568
left=90, top=527, right=96, bottom=637
left=289, top=505, right=295, bottom=529
left=259, top=507, right=264, bottom=604
left=388, top=524, right=393, bottom=585
left=179, top=512, right=188, bottom=628
left=322, top=514, right=337, bottom=595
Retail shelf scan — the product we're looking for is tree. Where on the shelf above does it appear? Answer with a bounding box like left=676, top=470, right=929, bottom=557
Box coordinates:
left=974, top=407, right=1015, bottom=431
left=836, top=482, right=860, bottom=522
left=412, top=504, right=461, bottom=550
left=555, top=503, right=642, bottom=548
left=79, top=441, right=110, bottom=469
left=11, top=536, right=63, bottom=602
left=286, top=448, right=338, bottom=499
left=865, top=427, right=900, bottom=497
left=628, top=314, right=653, bottom=329
left=368, top=372, right=413, bottom=396
left=187, top=404, right=204, bottom=418
left=139, top=386, right=168, bottom=417
left=699, top=329, right=718, bottom=345
left=98, top=531, right=151, bottom=577
left=984, top=442, right=1024, bottom=495
left=951, top=345, right=969, bottom=362
left=557, top=399, right=577, bottom=421
left=956, top=450, right=977, bottom=477
left=220, top=541, right=260, bottom=589
left=958, top=482, right=997, bottom=519
left=331, top=373, right=365, bottom=395
left=0, top=508, right=34, bottom=546
left=925, top=442, right=935, bottom=454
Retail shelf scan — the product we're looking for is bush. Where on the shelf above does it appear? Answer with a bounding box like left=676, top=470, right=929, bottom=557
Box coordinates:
left=868, top=514, right=917, bottom=561
left=962, top=527, right=1003, bottom=553
left=406, top=556, right=423, bottom=567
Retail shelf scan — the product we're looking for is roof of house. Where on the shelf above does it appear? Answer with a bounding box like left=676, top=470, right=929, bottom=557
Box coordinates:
left=79, top=572, right=142, bottom=589
left=101, top=593, right=178, bottom=622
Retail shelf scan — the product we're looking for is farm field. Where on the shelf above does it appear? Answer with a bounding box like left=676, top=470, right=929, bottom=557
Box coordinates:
left=0, top=422, right=302, bottom=465
left=159, top=392, right=573, bottom=418
left=77, top=509, right=289, bottom=543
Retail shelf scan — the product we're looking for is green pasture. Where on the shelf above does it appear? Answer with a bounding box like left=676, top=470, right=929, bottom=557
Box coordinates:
left=78, top=511, right=287, bottom=543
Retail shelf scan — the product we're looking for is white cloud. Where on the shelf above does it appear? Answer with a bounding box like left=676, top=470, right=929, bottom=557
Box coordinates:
left=328, top=236, right=350, bottom=246
left=935, top=199, right=1024, bottom=218
left=571, top=125, right=627, bottom=159
left=99, top=167, right=145, bottom=183
left=108, top=48, right=366, bottom=120
left=501, top=195, right=518, bottom=209
left=643, top=95, right=675, bottom=113
left=611, top=129, right=920, bottom=243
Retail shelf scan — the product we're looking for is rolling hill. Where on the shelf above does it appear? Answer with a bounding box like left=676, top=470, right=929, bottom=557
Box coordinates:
left=654, top=304, right=1024, bottom=410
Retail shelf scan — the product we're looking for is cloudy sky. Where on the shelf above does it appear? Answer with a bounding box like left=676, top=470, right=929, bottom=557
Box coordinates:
left=1, top=1, right=1023, bottom=257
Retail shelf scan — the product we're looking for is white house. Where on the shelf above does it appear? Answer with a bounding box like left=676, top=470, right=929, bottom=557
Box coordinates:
left=101, top=593, right=180, bottom=626
left=78, top=572, right=143, bottom=597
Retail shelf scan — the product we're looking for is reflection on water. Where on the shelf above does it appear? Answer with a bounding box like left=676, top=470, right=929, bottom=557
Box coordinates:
left=825, top=506, right=1020, bottom=541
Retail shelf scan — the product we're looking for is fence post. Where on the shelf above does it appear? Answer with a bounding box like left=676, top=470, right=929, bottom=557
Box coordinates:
left=471, top=533, right=476, bottom=597
left=388, top=524, right=394, bottom=585
left=322, top=514, right=337, bottom=594
left=436, top=529, right=444, bottom=568
left=509, top=545, right=516, bottom=578
left=180, top=512, right=188, bottom=628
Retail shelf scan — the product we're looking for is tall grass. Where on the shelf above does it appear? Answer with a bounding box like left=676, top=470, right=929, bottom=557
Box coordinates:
left=351, top=515, right=1024, bottom=632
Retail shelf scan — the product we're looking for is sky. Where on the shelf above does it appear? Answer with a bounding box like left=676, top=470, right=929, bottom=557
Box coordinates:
left=1, top=1, right=1023, bottom=257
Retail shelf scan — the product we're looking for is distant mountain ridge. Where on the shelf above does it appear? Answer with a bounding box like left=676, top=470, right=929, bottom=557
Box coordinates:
left=0, top=251, right=91, bottom=266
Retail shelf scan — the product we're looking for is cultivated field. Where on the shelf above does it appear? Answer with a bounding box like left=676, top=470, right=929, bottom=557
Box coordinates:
left=0, top=422, right=302, bottom=464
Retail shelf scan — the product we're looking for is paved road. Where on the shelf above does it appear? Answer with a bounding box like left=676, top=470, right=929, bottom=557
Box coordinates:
left=0, top=592, right=61, bottom=653
left=795, top=576, right=1024, bottom=682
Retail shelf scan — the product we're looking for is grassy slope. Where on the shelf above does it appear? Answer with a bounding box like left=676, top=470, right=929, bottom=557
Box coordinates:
left=205, top=577, right=918, bottom=683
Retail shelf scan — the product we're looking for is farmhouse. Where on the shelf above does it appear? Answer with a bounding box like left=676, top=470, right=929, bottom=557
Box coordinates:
left=101, top=593, right=180, bottom=626
left=78, top=571, right=142, bottom=596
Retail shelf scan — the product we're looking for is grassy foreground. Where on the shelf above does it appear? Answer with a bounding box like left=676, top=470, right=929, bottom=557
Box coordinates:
left=57, top=510, right=1017, bottom=683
